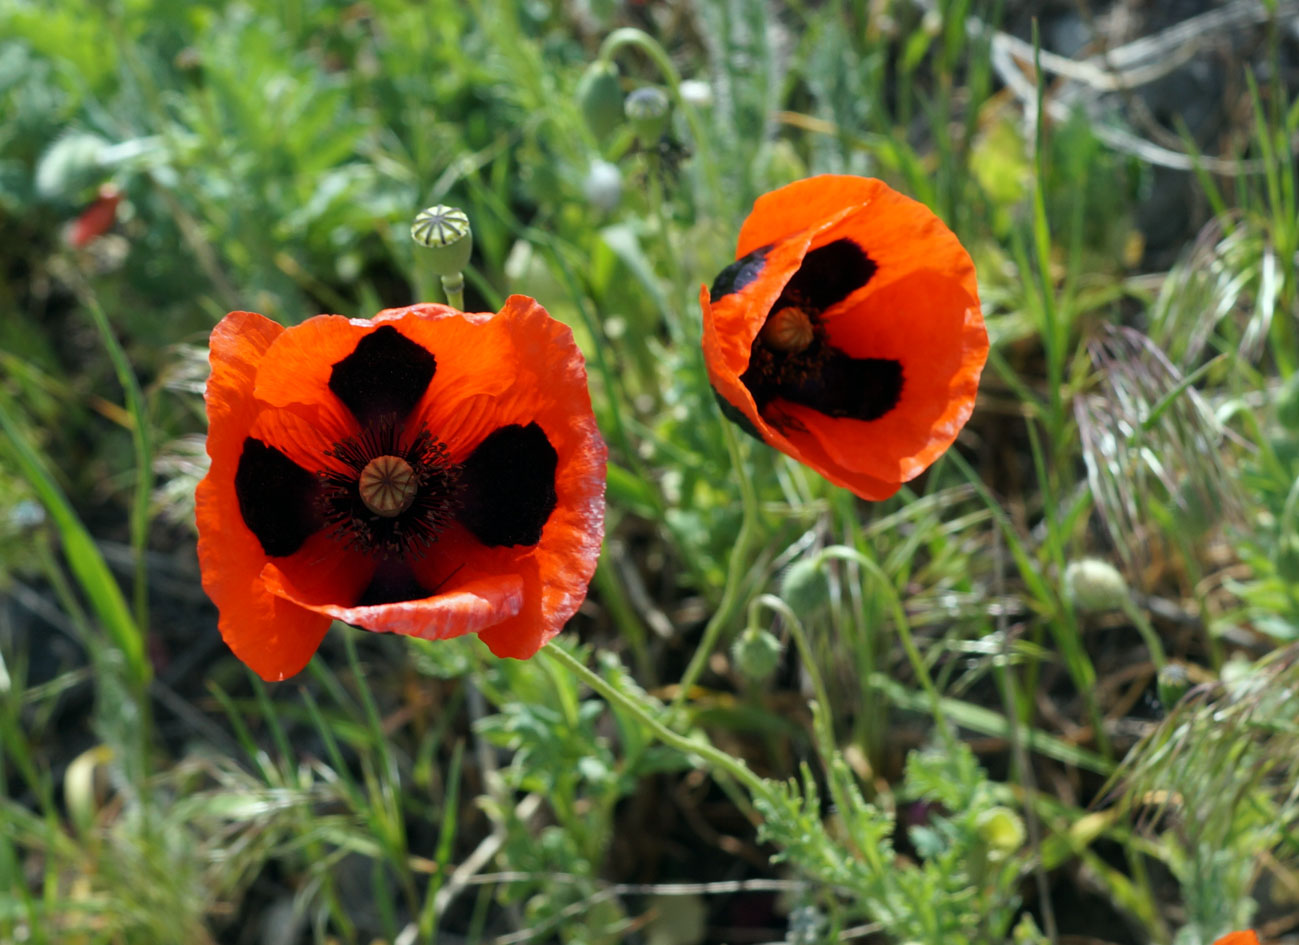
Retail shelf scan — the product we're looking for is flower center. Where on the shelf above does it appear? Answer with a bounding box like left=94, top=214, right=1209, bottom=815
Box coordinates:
left=359, top=455, right=417, bottom=517
left=317, top=417, right=460, bottom=559
left=760, top=306, right=814, bottom=353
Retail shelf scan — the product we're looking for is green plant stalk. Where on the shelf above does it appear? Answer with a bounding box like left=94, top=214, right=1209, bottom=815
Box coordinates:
left=544, top=644, right=779, bottom=808
left=82, top=294, right=154, bottom=635
left=818, top=546, right=956, bottom=753
left=0, top=397, right=150, bottom=695
left=594, top=27, right=722, bottom=206
left=441, top=273, right=466, bottom=311
left=672, top=418, right=763, bottom=710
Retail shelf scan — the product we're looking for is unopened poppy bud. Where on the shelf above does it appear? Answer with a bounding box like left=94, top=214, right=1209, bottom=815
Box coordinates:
left=974, top=806, right=1025, bottom=860
left=1064, top=558, right=1131, bottom=613
left=731, top=626, right=783, bottom=682
left=780, top=555, right=829, bottom=616
left=576, top=60, right=624, bottom=141
left=582, top=159, right=622, bottom=212
left=411, top=204, right=473, bottom=277
left=624, top=86, right=669, bottom=142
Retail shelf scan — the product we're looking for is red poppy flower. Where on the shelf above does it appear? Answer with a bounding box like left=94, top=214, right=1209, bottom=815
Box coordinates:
left=195, top=296, right=607, bottom=681
left=65, top=184, right=123, bottom=248
left=699, top=175, right=987, bottom=500
left=1214, top=934, right=1260, bottom=945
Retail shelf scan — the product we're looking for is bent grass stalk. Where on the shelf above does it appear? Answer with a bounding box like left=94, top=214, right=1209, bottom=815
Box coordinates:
left=672, top=417, right=763, bottom=711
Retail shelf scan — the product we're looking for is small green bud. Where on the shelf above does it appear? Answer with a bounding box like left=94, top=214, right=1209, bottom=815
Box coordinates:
left=779, top=555, right=829, bottom=617
left=624, top=86, right=670, bottom=142
left=731, top=626, right=783, bottom=683
left=1156, top=662, right=1191, bottom=709
left=1064, top=558, right=1131, bottom=613
left=576, top=60, right=623, bottom=141
left=974, top=806, right=1025, bottom=860
left=411, top=204, right=473, bottom=278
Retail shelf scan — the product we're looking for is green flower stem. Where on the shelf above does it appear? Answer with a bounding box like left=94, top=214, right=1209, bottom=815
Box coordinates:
left=672, top=418, right=763, bottom=711
left=441, top=273, right=466, bottom=312
left=819, top=546, right=957, bottom=753
left=594, top=28, right=722, bottom=205
left=544, top=644, right=778, bottom=807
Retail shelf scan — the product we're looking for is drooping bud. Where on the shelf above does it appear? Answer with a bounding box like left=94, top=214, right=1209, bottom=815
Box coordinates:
left=624, top=86, right=670, bottom=142
left=779, top=554, right=829, bottom=617
left=731, top=626, right=783, bottom=683
left=576, top=60, right=624, bottom=141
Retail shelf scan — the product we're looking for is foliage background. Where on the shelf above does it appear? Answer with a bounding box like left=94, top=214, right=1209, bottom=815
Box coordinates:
left=2, top=0, right=1299, bottom=943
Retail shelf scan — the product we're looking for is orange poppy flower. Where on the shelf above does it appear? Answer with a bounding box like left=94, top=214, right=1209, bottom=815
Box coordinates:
left=1214, top=933, right=1260, bottom=945
left=699, top=175, right=987, bottom=500
left=195, top=296, right=607, bottom=681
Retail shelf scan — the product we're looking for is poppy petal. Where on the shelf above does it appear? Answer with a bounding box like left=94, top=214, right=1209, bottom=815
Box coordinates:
left=328, top=323, right=438, bottom=427
left=457, top=421, right=559, bottom=547
left=196, top=310, right=332, bottom=681
left=1213, top=934, right=1260, bottom=945
left=402, top=295, right=607, bottom=657
left=253, top=314, right=439, bottom=435
left=791, top=269, right=985, bottom=483
left=736, top=175, right=977, bottom=301
left=262, top=551, right=525, bottom=642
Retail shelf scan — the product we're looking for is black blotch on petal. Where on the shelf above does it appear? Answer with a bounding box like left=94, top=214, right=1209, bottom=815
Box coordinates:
left=781, top=238, right=877, bottom=311
left=709, top=245, right=770, bottom=302
left=329, top=325, right=437, bottom=427
left=458, top=422, right=558, bottom=548
left=234, top=438, right=321, bottom=557
left=356, top=558, right=429, bottom=606
left=781, top=353, right=903, bottom=422
left=712, top=388, right=766, bottom=444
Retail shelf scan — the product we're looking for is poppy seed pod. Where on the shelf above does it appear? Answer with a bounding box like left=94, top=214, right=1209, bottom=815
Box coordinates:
left=576, top=60, right=624, bottom=141
left=624, top=86, right=670, bottom=142
left=411, top=205, right=473, bottom=278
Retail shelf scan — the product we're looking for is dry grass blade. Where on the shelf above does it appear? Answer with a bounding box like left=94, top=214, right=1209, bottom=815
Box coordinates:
left=1116, top=648, right=1299, bottom=932
left=1150, top=214, right=1276, bottom=368
left=1076, top=325, right=1241, bottom=575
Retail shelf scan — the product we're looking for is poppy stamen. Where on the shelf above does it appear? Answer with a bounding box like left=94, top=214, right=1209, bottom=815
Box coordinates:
left=317, top=416, right=460, bottom=559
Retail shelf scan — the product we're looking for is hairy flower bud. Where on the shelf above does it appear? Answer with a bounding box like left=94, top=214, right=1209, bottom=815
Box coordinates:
left=1064, top=558, right=1131, bottom=613
left=731, top=626, right=783, bottom=683
left=576, top=60, right=623, bottom=141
